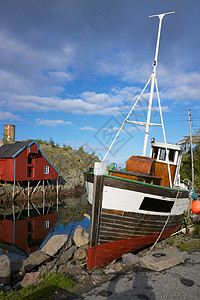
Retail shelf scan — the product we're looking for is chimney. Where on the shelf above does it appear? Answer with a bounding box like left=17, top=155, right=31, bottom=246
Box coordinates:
left=4, top=124, right=15, bottom=144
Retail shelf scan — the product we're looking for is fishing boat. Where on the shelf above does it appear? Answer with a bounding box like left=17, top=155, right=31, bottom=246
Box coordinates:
left=85, top=12, right=190, bottom=270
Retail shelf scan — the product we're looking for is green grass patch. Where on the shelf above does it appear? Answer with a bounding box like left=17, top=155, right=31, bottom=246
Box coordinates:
left=193, top=222, right=200, bottom=237
left=0, top=272, right=75, bottom=300
left=177, top=240, right=200, bottom=251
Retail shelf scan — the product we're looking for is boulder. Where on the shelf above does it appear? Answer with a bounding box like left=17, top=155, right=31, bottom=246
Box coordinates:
left=41, top=234, right=68, bottom=256
left=74, top=248, right=87, bottom=260
left=0, top=255, right=11, bottom=285
left=22, top=250, right=49, bottom=273
left=10, top=258, right=25, bottom=275
left=139, top=247, right=188, bottom=271
left=113, top=262, right=123, bottom=272
left=64, top=238, right=73, bottom=250
left=73, top=226, right=89, bottom=247
left=58, top=264, right=82, bottom=277
left=57, top=245, right=77, bottom=265
left=122, top=253, right=139, bottom=267
left=21, top=272, right=40, bottom=287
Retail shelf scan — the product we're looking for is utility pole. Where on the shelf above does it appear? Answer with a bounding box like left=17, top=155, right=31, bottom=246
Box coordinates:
left=188, top=108, right=194, bottom=186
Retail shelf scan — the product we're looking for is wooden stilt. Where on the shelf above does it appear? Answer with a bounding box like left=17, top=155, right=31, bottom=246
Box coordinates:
left=43, top=180, right=45, bottom=215
left=17, top=203, right=25, bottom=220
left=31, top=180, right=41, bottom=196
left=12, top=181, right=15, bottom=221
left=17, top=181, right=25, bottom=196
left=31, top=201, right=41, bottom=215
left=28, top=180, right=30, bottom=217
left=90, top=162, right=106, bottom=247
left=57, top=179, right=59, bottom=211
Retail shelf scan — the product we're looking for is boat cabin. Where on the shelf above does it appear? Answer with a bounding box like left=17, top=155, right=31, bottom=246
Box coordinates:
left=109, top=141, right=182, bottom=188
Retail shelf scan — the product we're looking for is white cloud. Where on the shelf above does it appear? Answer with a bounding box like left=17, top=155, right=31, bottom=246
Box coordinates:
left=80, top=126, right=96, bottom=131
left=36, top=119, right=73, bottom=127
left=0, top=110, right=20, bottom=121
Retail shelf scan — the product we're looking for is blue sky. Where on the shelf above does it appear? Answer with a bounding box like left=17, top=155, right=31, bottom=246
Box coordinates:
left=0, top=0, right=200, bottom=166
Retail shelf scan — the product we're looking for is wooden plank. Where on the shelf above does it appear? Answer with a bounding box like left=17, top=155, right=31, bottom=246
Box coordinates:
left=104, top=176, right=188, bottom=198
left=90, top=174, right=104, bottom=247
left=98, top=211, right=183, bottom=244
left=101, top=209, right=183, bottom=222
left=85, top=172, right=188, bottom=198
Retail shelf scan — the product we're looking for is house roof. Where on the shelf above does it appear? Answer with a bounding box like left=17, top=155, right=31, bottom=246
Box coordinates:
left=0, top=141, right=35, bottom=158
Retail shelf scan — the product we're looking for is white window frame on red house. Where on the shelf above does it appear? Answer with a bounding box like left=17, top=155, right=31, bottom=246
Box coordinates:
left=44, top=165, right=49, bottom=174
left=44, top=220, right=49, bottom=230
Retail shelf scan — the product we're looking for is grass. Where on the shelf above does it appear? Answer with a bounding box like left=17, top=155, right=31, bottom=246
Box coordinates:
left=177, top=240, right=200, bottom=251
left=0, top=272, right=75, bottom=300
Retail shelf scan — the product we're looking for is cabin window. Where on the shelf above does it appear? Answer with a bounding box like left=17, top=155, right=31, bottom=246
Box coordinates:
left=169, top=149, right=176, bottom=162
left=27, top=221, right=32, bottom=232
left=44, top=220, right=49, bottom=230
left=159, top=148, right=166, bottom=161
left=152, top=147, right=159, bottom=159
left=139, top=197, right=174, bottom=213
left=27, top=167, right=33, bottom=178
left=27, top=234, right=32, bottom=242
left=44, top=165, right=49, bottom=174
left=27, top=155, right=34, bottom=165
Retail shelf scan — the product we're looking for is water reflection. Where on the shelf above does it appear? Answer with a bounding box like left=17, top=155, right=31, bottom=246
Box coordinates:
left=0, top=210, right=59, bottom=255
left=40, top=217, right=90, bottom=249
left=0, top=197, right=90, bottom=257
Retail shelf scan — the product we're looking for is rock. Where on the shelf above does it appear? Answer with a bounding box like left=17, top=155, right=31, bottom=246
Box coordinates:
left=0, top=255, right=11, bottom=285
left=42, top=234, right=68, bottom=256
left=58, top=264, right=82, bottom=277
left=64, top=238, right=73, bottom=250
left=139, top=247, right=188, bottom=271
left=92, top=269, right=104, bottom=276
left=22, top=250, right=49, bottom=273
left=103, top=268, right=115, bottom=275
left=58, top=265, right=71, bottom=275
left=57, top=245, right=77, bottom=265
left=113, top=262, right=123, bottom=272
left=11, top=258, right=25, bottom=275
left=90, top=274, right=103, bottom=282
left=21, top=272, right=40, bottom=287
left=74, top=248, right=87, bottom=260
left=122, top=253, right=139, bottom=267
left=39, top=265, right=48, bottom=276
left=73, top=226, right=89, bottom=247
left=46, top=259, right=58, bottom=272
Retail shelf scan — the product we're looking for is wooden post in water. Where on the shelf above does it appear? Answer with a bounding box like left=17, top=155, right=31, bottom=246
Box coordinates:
left=28, top=180, right=30, bottom=217
left=56, top=179, right=59, bottom=211
left=12, top=181, right=15, bottom=221
left=90, top=162, right=107, bottom=247
left=43, top=180, right=45, bottom=215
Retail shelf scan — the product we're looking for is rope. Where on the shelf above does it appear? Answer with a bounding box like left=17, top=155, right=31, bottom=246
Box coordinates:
left=147, top=188, right=180, bottom=254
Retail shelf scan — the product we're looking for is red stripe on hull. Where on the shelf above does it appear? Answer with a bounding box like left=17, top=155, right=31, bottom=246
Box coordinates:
left=87, top=225, right=180, bottom=270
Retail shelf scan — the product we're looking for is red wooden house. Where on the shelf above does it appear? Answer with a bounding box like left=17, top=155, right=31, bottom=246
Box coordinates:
left=0, top=141, right=59, bottom=182
left=0, top=212, right=59, bottom=255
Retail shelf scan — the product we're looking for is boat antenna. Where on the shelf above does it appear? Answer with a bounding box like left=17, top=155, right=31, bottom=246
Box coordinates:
left=143, top=11, right=175, bottom=156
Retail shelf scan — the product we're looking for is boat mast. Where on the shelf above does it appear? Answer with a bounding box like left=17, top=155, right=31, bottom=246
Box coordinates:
left=142, top=11, right=175, bottom=156
left=102, top=12, right=175, bottom=178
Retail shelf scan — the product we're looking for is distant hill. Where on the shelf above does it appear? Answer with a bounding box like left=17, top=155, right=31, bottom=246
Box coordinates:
left=37, top=140, right=99, bottom=190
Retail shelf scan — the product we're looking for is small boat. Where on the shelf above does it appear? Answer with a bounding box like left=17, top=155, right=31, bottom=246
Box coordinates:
left=85, top=12, right=190, bottom=270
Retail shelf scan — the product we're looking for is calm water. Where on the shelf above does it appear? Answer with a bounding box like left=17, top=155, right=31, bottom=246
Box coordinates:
left=39, top=217, right=91, bottom=249
left=0, top=197, right=91, bottom=260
